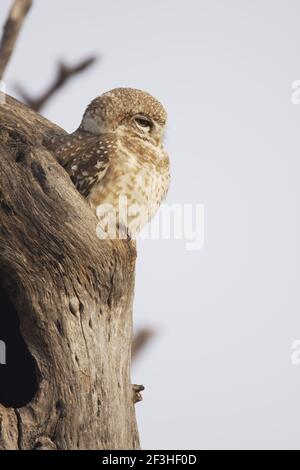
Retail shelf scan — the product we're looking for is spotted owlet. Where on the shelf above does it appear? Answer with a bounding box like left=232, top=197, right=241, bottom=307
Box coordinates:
left=45, top=88, right=170, bottom=238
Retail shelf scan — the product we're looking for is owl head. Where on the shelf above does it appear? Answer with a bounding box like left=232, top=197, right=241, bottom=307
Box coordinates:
left=80, top=88, right=167, bottom=146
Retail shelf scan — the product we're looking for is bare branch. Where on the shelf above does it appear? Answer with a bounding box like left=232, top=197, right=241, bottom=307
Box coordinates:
left=132, top=328, right=156, bottom=361
left=15, top=56, right=97, bottom=111
left=0, top=0, right=32, bottom=79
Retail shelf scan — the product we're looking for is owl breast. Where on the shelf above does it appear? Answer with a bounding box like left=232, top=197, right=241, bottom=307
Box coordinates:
left=87, top=143, right=170, bottom=237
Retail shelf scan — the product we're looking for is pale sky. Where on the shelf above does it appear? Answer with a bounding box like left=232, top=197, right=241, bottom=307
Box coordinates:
left=2, top=0, right=300, bottom=449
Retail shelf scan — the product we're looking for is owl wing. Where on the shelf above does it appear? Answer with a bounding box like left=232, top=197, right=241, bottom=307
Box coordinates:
left=45, top=131, right=116, bottom=198
left=64, top=135, right=114, bottom=198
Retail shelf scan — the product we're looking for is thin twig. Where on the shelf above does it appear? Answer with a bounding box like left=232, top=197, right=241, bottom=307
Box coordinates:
left=132, top=328, right=156, bottom=361
left=15, top=56, right=98, bottom=111
left=0, top=0, right=32, bottom=79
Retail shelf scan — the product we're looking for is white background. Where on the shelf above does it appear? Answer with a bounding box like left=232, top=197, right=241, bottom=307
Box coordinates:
left=1, top=0, right=300, bottom=450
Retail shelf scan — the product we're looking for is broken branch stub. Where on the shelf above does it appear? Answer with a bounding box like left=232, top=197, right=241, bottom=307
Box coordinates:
left=0, top=95, right=139, bottom=450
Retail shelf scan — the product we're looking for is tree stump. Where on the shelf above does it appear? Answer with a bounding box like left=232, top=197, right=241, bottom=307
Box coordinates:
left=0, top=95, right=139, bottom=450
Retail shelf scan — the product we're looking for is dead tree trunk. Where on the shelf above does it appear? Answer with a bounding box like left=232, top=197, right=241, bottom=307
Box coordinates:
left=0, top=95, right=140, bottom=450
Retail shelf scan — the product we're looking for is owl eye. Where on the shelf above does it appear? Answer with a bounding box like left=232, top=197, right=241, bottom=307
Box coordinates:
left=134, top=115, right=153, bottom=132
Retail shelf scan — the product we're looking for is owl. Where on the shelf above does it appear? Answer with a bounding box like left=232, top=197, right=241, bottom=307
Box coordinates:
left=45, top=88, right=170, bottom=239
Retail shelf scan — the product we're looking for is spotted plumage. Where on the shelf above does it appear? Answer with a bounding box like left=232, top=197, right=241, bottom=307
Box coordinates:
left=45, top=88, right=170, bottom=237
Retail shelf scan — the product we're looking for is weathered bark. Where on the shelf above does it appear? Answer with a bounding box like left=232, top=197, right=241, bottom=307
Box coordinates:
left=0, top=95, right=139, bottom=450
